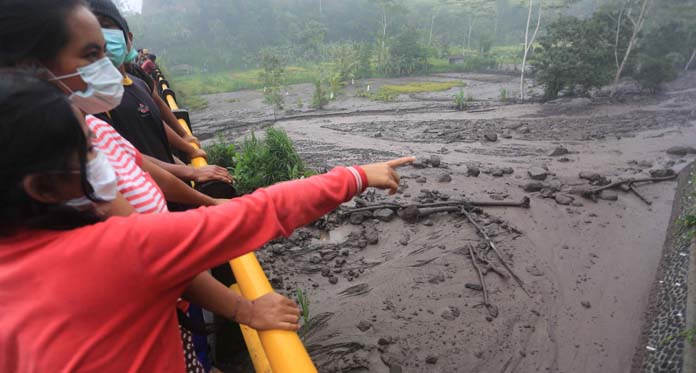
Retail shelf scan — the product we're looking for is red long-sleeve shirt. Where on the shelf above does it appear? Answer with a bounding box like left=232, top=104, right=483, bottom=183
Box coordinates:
left=0, top=167, right=366, bottom=372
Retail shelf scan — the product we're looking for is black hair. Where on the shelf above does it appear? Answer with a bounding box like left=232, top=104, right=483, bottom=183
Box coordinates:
left=147, top=54, right=157, bottom=62
left=0, top=70, right=101, bottom=233
left=137, top=49, right=143, bottom=53
left=0, top=0, right=86, bottom=67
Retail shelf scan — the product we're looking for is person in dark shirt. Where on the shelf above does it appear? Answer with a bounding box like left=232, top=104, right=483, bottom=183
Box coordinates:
left=89, top=0, right=232, bottom=185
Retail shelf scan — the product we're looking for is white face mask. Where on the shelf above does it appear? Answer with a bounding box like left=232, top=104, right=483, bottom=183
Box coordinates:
left=49, top=57, right=124, bottom=115
left=65, top=151, right=119, bottom=209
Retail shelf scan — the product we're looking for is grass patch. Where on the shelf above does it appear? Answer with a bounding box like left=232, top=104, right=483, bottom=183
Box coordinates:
left=357, top=80, right=465, bottom=102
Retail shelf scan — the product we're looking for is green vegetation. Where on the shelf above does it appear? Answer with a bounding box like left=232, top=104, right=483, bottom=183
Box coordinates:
left=296, top=288, right=311, bottom=340
left=204, top=127, right=309, bottom=194
left=358, top=81, right=465, bottom=102
left=500, top=88, right=509, bottom=102
left=661, top=327, right=696, bottom=346
left=260, top=51, right=287, bottom=118
left=311, top=80, right=329, bottom=109
left=453, top=89, right=467, bottom=111
left=205, top=136, right=236, bottom=170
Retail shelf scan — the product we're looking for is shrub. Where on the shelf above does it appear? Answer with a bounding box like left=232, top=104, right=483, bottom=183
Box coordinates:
left=233, top=127, right=307, bottom=194
left=635, top=56, right=677, bottom=93
left=204, top=135, right=236, bottom=170
left=453, top=89, right=467, bottom=111
left=311, top=80, right=328, bottom=109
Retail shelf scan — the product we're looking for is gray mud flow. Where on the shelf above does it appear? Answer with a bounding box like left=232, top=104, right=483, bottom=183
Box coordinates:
left=193, top=72, right=696, bottom=372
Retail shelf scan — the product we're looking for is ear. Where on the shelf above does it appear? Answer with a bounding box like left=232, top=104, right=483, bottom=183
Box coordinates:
left=22, top=174, right=63, bottom=205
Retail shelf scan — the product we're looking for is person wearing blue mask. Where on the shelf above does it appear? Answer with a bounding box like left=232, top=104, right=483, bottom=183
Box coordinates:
left=87, top=0, right=233, bottom=188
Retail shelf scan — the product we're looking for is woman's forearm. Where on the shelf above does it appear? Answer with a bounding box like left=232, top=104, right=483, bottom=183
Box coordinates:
left=182, top=272, right=250, bottom=321
left=153, top=90, right=189, bottom=138
left=140, top=156, right=216, bottom=207
left=165, top=124, right=197, bottom=155
left=143, top=154, right=194, bottom=181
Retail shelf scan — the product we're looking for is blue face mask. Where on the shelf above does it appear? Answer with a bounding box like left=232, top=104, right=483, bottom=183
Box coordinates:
left=102, top=28, right=127, bottom=67
left=125, top=48, right=138, bottom=64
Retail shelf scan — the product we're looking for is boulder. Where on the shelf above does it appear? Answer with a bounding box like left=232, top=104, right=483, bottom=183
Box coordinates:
left=528, top=167, right=549, bottom=181
left=549, top=146, right=569, bottom=157
left=555, top=194, right=574, bottom=205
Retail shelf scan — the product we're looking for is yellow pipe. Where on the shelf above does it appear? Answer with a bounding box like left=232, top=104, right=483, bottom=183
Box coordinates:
left=163, top=79, right=317, bottom=372
left=230, top=285, right=272, bottom=373
left=230, top=255, right=317, bottom=372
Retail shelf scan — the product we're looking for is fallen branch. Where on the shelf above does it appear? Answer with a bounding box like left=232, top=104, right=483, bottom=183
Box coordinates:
left=468, top=244, right=497, bottom=318
left=628, top=184, right=652, bottom=205
left=461, top=208, right=530, bottom=297
left=581, top=175, right=676, bottom=201
left=343, top=197, right=530, bottom=215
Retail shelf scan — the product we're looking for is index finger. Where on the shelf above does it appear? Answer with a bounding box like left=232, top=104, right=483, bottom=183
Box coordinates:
left=386, top=156, right=416, bottom=168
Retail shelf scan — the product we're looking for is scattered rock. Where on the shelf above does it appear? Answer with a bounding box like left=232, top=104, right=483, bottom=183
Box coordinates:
left=528, top=167, right=549, bottom=181
left=555, top=194, right=574, bottom=206
left=637, top=160, right=653, bottom=168
left=438, top=173, right=452, bottom=183
left=440, top=306, right=460, bottom=321
left=465, top=283, right=483, bottom=291
left=321, top=267, right=332, bottom=277
left=309, top=255, right=322, bottom=264
left=549, top=146, right=570, bottom=157
left=484, top=133, right=498, bottom=142
left=467, top=165, right=481, bottom=177
left=525, top=265, right=545, bottom=277
left=581, top=301, right=591, bottom=309
left=364, top=226, right=379, bottom=245
left=349, top=212, right=370, bottom=225
left=398, top=234, right=410, bottom=246
left=501, top=131, right=513, bottom=139
left=329, top=276, right=339, bottom=285
left=429, top=155, right=441, bottom=168
left=412, top=161, right=427, bottom=169
left=357, top=320, right=372, bottom=332
left=523, top=182, right=544, bottom=193
left=502, top=167, right=514, bottom=175
left=598, top=190, right=619, bottom=201
left=425, top=356, right=438, bottom=365
left=415, top=176, right=427, bottom=184
left=518, top=125, right=530, bottom=134
left=422, top=219, right=434, bottom=227
left=650, top=169, right=676, bottom=178
left=378, top=337, right=393, bottom=346
left=374, top=132, right=383, bottom=138
left=381, top=353, right=404, bottom=373
left=666, top=146, right=696, bottom=156
left=374, top=208, right=396, bottom=222
left=491, top=168, right=504, bottom=177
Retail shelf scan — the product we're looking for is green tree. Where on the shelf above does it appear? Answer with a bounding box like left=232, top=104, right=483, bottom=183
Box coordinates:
left=384, top=28, right=430, bottom=76
left=260, top=49, right=286, bottom=120
left=532, top=16, right=614, bottom=100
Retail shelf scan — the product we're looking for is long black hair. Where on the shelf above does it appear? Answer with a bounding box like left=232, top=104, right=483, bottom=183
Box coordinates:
left=0, top=71, right=100, bottom=233
left=0, top=0, right=86, bottom=66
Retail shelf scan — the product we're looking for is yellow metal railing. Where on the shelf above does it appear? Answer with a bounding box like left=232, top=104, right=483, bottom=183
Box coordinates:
left=157, top=71, right=317, bottom=373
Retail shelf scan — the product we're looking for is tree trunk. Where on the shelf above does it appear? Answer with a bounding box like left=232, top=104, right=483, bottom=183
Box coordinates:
left=520, top=0, right=542, bottom=100
left=428, top=9, right=437, bottom=47
left=467, top=15, right=475, bottom=50
left=611, top=0, right=650, bottom=97
left=685, top=49, right=696, bottom=72
left=614, top=4, right=626, bottom=69
left=381, top=7, right=388, bottom=65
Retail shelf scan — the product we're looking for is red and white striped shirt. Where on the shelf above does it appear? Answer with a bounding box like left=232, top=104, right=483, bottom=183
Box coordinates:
left=86, top=115, right=168, bottom=214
